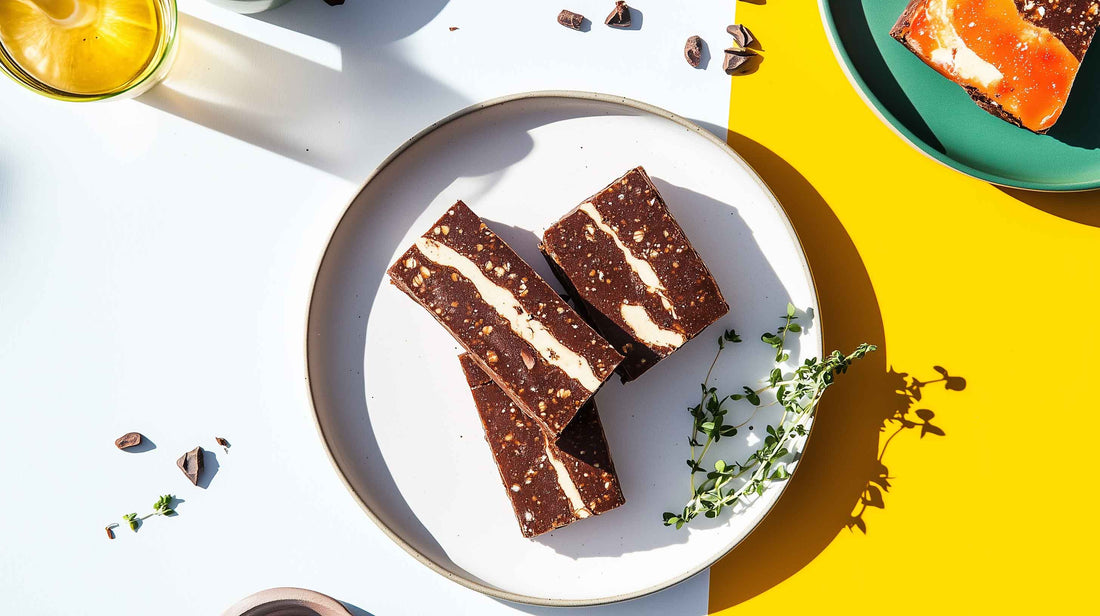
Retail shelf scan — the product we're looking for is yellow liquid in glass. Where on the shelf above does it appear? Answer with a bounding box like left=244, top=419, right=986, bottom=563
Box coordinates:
left=0, top=0, right=168, bottom=96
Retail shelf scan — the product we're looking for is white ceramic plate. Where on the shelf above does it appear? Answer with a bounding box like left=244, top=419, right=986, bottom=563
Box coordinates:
left=306, top=92, right=822, bottom=606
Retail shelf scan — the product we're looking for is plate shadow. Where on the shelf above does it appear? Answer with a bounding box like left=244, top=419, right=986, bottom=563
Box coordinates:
left=996, top=186, right=1100, bottom=228
left=708, top=132, right=889, bottom=607
left=1046, top=42, right=1100, bottom=150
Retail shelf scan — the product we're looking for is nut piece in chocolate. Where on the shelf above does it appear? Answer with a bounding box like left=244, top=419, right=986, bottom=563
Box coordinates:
left=557, top=9, right=585, bottom=30
left=177, top=446, right=205, bottom=485
left=604, top=1, right=631, bottom=28
left=541, top=167, right=729, bottom=382
left=387, top=201, right=622, bottom=435
left=114, top=432, right=143, bottom=450
left=684, top=35, right=704, bottom=68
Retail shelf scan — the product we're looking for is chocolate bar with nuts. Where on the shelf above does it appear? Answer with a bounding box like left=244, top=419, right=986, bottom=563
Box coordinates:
left=388, top=201, right=622, bottom=435
left=540, top=167, right=729, bottom=382
left=890, top=0, right=1100, bottom=133
left=459, top=353, right=624, bottom=537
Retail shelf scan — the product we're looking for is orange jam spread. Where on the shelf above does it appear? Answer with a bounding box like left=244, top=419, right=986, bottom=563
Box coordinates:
left=906, top=0, right=1079, bottom=131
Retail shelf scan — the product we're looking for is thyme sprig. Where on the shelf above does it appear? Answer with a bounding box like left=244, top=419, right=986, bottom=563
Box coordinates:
left=665, top=305, right=875, bottom=529
left=118, top=495, right=177, bottom=533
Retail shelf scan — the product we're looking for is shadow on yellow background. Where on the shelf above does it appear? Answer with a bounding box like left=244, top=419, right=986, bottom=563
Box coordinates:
left=709, top=133, right=964, bottom=609
left=998, top=188, right=1100, bottom=228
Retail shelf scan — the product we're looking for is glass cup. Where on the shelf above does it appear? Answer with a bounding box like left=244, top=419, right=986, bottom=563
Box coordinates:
left=0, top=0, right=179, bottom=102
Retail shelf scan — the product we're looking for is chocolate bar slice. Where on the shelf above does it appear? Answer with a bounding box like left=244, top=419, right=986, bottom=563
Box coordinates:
left=540, top=167, right=729, bottom=382
left=891, top=0, right=1100, bottom=133
left=388, top=201, right=622, bottom=435
left=459, top=354, right=624, bottom=537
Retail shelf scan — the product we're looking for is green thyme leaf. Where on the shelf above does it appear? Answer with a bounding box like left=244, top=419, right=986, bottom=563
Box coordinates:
left=663, top=306, right=875, bottom=528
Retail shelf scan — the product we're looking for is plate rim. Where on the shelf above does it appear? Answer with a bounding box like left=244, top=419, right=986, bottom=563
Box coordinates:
left=817, top=0, right=1100, bottom=193
left=303, top=90, right=824, bottom=607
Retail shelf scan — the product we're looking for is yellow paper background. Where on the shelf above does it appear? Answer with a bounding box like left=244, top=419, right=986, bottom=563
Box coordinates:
left=709, top=2, right=1100, bottom=613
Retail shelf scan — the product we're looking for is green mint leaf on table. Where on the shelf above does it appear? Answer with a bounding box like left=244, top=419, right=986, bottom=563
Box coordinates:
left=114, top=495, right=178, bottom=537
left=665, top=306, right=876, bottom=528
left=152, top=494, right=176, bottom=516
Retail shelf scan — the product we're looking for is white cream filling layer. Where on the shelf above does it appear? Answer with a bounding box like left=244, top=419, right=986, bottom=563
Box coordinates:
left=620, top=303, right=687, bottom=349
left=577, top=202, right=684, bottom=348
left=924, top=0, right=1003, bottom=88
left=544, top=439, right=590, bottom=519
left=414, top=237, right=603, bottom=391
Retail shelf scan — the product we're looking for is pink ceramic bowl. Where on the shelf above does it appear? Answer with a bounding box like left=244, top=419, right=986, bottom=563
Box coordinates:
left=221, top=587, right=353, bottom=616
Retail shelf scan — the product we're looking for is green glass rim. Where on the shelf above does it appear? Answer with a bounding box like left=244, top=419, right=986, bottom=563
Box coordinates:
left=817, top=0, right=1100, bottom=192
left=0, top=0, right=179, bottom=103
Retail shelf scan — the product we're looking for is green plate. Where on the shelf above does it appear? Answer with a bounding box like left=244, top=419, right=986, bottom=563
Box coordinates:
left=819, top=0, right=1100, bottom=191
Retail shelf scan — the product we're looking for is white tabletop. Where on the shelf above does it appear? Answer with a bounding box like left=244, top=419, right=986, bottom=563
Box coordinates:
left=0, top=1, right=736, bottom=614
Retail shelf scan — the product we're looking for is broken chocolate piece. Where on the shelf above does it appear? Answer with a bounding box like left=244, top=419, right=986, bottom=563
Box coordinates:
left=727, top=23, right=755, bottom=48
left=605, top=1, right=631, bottom=28
left=557, top=9, right=585, bottom=30
left=685, top=35, right=704, bottom=67
left=459, top=354, right=624, bottom=537
left=541, top=167, right=729, bottom=382
left=176, top=447, right=204, bottom=486
left=387, top=201, right=622, bottom=435
left=115, top=432, right=143, bottom=450
left=723, top=48, right=757, bottom=74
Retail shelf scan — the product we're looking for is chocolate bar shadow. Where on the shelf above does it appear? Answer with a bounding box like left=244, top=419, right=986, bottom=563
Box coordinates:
left=697, top=38, right=713, bottom=71
left=1046, top=44, right=1100, bottom=150
left=708, top=132, right=890, bottom=609
left=121, top=436, right=157, bottom=454
left=617, top=7, right=644, bottom=32
left=196, top=449, right=220, bottom=490
left=829, top=1, right=945, bottom=153
left=140, top=2, right=465, bottom=181
left=996, top=187, right=1100, bottom=228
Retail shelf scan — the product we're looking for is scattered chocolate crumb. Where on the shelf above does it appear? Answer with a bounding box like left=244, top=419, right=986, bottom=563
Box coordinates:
left=215, top=437, right=230, bottom=453
left=684, top=35, right=703, bottom=68
left=605, top=1, right=631, bottom=28
left=727, top=24, right=755, bottom=48
left=449, top=26, right=459, bottom=31
left=723, top=48, right=757, bottom=74
left=114, top=432, right=143, bottom=450
left=557, top=9, right=585, bottom=30
left=177, top=447, right=205, bottom=486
